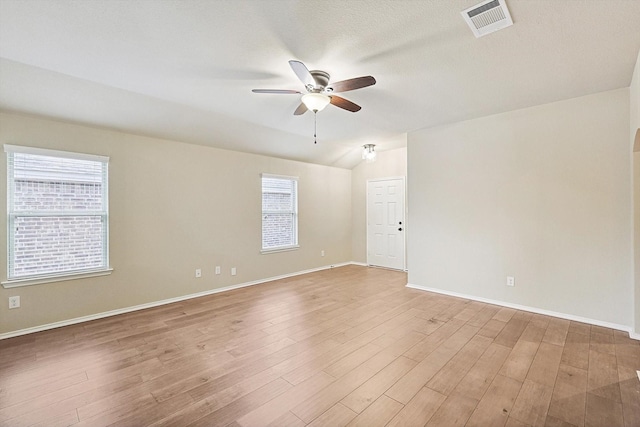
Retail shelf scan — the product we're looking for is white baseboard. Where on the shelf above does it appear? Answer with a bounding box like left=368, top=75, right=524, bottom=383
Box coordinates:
left=350, top=261, right=368, bottom=267
left=0, top=261, right=359, bottom=340
left=406, top=282, right=637, bottom=340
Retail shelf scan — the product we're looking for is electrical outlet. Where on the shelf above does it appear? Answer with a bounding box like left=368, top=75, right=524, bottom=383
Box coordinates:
left=215, top=266, right=221, bottom=275
left=321, top=250, right=325, bottom=257
left=195, top=269, right=202, bottom=278
left=9, top=296, right=20, bottom=309
left=507, top=276, right=515, bottom=287
left=231, top=267, right=237, bottom=276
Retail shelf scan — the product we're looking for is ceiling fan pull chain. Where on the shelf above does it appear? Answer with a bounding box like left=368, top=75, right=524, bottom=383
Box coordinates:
left=314, top=112, right=317, bottom=144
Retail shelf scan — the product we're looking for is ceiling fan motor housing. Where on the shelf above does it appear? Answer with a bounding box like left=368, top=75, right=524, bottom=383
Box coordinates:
left=309, top=70, right=330, bottom=91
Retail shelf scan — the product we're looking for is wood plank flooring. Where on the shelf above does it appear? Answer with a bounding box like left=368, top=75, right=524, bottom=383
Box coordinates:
left=0, top=265, right=638, bottom=426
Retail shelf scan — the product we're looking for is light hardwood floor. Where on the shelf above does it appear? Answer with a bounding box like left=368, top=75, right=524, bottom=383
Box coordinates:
left=0, top=265, right=638, bottom=427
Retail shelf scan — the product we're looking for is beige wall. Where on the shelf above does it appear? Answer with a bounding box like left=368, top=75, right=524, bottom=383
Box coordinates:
left=0, top=112, right=352, bottom=335
left=407, top=89, right=633, bottom=328
left=351, top=146, right=407, bottom=263
left=631, top=49, right=640, bottom=333
left=634, top=150, right=640, bottom=333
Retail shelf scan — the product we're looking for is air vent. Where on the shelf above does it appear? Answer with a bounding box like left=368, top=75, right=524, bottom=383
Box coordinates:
left=461, top=0, right=513, bottom=38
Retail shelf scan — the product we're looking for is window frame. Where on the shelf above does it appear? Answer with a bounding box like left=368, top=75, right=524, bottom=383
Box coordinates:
left=260, top=173, right=299, bottom=254
left=2, top=144, right=112, bottom=288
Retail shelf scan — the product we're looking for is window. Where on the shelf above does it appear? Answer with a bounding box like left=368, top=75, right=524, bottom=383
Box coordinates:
left=4, top=145, right=110, bottom=284
left=261, top=174, right=298, bottom=252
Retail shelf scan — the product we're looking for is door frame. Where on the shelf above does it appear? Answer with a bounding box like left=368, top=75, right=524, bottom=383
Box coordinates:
left=366, top=176, right=407, bottom=271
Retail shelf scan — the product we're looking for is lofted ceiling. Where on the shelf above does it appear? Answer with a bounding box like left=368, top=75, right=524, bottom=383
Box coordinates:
left=1, top=0, right=639, bottom=169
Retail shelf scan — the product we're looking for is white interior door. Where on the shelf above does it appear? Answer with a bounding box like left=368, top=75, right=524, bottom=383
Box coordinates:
left=367, top=177, right=405, bottom=270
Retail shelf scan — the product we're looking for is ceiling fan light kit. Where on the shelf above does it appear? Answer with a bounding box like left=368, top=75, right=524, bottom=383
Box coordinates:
left=301, top=93, right=330, bottom=112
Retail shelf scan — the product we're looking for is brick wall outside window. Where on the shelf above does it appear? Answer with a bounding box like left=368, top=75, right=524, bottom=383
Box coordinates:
left=12, top=180, right=105, bottom=277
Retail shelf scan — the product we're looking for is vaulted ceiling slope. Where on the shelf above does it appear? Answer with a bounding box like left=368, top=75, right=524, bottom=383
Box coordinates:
left=1, top=1, right=639, bottom=168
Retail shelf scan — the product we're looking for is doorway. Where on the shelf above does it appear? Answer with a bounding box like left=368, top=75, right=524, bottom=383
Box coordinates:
left=366, top=177, right=406, bottom=270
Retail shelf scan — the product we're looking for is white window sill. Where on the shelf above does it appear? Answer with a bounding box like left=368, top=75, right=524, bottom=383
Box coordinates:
left=261, top=245, right=300, bottom=254
left=2, top=268, right=113, bottom=288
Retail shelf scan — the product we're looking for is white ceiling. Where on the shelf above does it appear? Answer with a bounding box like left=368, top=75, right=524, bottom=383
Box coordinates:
left=1, top=0, right=639, bottom=169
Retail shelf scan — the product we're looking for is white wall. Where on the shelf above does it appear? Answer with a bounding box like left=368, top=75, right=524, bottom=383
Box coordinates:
left=407, top=89, right=632, bottom=328
left=351, top=146, right=407, bottom=263
left=0, top=112, right=353, bottom=335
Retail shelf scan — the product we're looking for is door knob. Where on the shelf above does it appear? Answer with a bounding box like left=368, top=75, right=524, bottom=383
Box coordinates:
left=398, top=227, right=403, bottom=231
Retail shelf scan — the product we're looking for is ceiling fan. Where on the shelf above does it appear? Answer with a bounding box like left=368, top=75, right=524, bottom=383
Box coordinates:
left=252, top=60, right=376, bottom=115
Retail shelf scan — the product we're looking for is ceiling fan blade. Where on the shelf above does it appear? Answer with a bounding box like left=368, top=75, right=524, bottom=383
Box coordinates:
left=289, top=60, right=316, bottom=88
left=329, top=95, right=361, bottom=112
left=328, top=76, right=376, bottom=93
left=252, top=89, right=301, bottom=94
left=293, top=103, right=308, bottom=115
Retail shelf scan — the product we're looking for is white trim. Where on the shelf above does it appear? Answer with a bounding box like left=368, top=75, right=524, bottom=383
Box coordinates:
left=2, top=268, right=113, bottom=288
left=261, top=173, right=298, bottom=181
left=260, top=245, right=300, bottom=254
left=4, top=144, right=109, bottom=163
left=0, top=262, right=357, bottom=340
left=406, top=282, right=638, bottom=340
left=368, top=264, right=407, bottom=272
left=367, top=176, right=406, bottom=183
